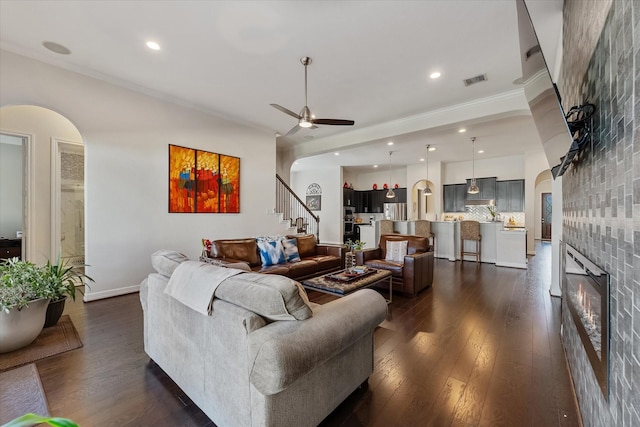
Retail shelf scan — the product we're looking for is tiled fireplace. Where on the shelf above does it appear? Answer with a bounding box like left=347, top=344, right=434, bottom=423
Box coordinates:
left=563, top=242, right=610, bottom=399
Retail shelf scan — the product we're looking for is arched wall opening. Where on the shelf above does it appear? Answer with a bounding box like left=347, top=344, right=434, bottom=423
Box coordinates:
left=411, top=179, right=436, bottom=221
left=534, top=170, right=553, bottom=240
left=0, top=105, right=85, bottom=266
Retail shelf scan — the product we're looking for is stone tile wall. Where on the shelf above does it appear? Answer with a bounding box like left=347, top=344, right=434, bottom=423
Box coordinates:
left=560, top=1, right=639, bottom=426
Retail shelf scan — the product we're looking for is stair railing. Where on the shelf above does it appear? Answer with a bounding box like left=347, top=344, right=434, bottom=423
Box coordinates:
left=276, top=174, right=320, bottom=242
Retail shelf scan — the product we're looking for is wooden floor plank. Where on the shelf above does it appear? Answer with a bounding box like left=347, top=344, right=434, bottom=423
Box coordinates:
left=1, top=241, right=581, bottom=426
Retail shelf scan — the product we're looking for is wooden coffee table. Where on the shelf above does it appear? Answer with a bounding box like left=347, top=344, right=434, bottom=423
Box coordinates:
left=302, top=268, right=392, bottom=304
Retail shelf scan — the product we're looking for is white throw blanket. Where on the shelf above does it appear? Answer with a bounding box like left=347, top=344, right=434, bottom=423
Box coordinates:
left=164, top=261, right=245, bottom=315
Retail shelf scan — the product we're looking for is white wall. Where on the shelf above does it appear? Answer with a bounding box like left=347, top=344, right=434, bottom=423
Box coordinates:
left=291, top=167, right=342, bottom=245
left=0, top=50, right=276, bottom=301
left=0, top=141, right=23, bottom=239
left=443, top=154, right=526, bottom=184
left=0, top=106, right=82, bottom=263
left=352, top=167, right=407, bottom=190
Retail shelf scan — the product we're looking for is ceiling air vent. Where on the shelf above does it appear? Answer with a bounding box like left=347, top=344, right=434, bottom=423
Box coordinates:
left=463, top=74, right=488, bottom=87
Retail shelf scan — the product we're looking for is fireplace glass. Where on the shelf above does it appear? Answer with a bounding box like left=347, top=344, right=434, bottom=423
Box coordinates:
left=562, top=242, right=610, bottom=399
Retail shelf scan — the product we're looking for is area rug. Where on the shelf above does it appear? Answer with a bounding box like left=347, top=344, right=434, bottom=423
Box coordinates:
left=0, top=315, right=82, bottom=372
left=0, top=363, right=50, bottom=424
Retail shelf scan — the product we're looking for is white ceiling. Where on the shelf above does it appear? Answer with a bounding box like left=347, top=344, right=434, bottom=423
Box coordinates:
left=0, top=0, right=563, bottom=172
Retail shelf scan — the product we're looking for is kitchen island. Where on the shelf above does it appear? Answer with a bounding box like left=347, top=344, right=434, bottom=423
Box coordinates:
left=431, top=221, right=527, bottom=269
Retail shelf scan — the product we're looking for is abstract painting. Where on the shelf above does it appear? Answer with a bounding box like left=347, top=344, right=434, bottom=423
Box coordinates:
left=169, top=144, right=240, bottom=213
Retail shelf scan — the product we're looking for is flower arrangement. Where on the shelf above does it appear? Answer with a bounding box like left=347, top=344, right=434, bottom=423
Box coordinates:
left=487, top=206, right=496, bottom=219
left=202, top=239, right=212, bottom=258
left=345, top=239, right=366, bottom=251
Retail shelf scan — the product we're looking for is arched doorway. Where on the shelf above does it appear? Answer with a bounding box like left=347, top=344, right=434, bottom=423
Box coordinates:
left=534, top=170, right=552, bottom=242
left=411, top=179, right=436, bottom=220
left=0, top=105, right=85, bottom=266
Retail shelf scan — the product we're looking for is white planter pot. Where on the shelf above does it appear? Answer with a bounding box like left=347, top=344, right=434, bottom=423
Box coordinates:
left=0, top=298, right=50, bottom=353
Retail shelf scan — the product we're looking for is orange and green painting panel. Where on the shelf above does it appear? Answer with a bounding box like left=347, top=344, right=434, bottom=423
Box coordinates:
left=169, top=145, right=240, bottom=213
left=169, top=145, right=196, bottom=213
left=219, top=154, right=240, bottom=213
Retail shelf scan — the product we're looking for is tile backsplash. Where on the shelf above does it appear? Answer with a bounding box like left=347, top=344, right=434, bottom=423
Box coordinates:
left=443, top=206, right=525, bottom=226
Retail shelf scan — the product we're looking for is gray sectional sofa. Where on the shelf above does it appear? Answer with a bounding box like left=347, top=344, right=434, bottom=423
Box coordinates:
left=140, top=250, right=388, bottom=427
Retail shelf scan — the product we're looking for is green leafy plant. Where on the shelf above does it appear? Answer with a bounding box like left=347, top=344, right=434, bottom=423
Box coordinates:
left=345, top=239, right=366, bottom=251
left=0, top=258, right=49, bottom=313
left=487, top=205, right=496, bottom=219
left=2, top=413, right=78, bottom=427
left=41, top=255, right=93, bottom=302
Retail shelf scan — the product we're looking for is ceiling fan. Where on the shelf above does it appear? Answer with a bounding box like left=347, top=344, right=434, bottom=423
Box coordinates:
left=271, top=56, right=355, bottom=137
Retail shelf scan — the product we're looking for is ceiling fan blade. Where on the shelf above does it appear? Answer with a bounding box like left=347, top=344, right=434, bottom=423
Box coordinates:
left=270, top=104, right=300, bottom=119
left=285, top=124, right=301, bottom=136
left=313, top=118, right=355, bottom=126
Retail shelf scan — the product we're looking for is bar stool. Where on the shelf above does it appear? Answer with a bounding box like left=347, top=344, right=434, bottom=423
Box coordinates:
left=414, top=220, right=435, bottom=251
left=460, top=220, right=481, bottom=263
left=379, top=220, right=394, bottom=235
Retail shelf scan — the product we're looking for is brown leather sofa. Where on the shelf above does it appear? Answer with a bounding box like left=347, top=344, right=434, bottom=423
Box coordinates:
left=356, top=234, right=434, bottom=297
left=208, top=234, right=344, bottom=280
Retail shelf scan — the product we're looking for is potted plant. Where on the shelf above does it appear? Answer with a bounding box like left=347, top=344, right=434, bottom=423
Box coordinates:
left=0, top=257, right=51, bottom=353
left=41, top=255, right=93, bottom=327
left=3, top=413, right=78, bottom=427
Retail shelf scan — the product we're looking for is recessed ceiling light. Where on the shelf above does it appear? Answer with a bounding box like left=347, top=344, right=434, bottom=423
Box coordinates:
left=428, top=146, right=436, bottom=151
left=373, top=165, right=378, bottom=168
left=42, top=41, right=71, bottom=55
left=430, top=72, right=442, bottom=79
left=478, top=150, right=484, bottom=154
left=458, top=128, right=467, bottom=133
left=146, top=41, right=161, bottom=51
left=387, top=141, right=394, bottom=146
left=334, top=152, right=339, bottom=156
left=420, top=158, right=425, bottom=162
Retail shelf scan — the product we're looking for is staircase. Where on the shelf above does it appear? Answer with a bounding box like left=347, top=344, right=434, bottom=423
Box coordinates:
left=275, top=174, right=320, bottom=242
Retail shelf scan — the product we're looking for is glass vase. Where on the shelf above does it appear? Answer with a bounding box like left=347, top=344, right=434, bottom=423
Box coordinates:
left=345, top=251, right=356, bottom=270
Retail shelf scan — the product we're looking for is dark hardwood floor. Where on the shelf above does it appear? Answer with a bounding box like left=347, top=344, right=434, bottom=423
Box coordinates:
left=22, top=241, right=580, bottom=426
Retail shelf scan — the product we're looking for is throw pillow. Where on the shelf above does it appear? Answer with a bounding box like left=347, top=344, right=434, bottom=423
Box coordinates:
left=385, top=240, right=408, bottom=263
left=257, top=240, right=286, bottom=266
left=281, top=238, right=301, bottom=263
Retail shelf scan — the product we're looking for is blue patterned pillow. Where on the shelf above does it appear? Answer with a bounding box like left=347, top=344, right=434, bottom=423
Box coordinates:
left=257, top=240, right=286, bottom=266
left=282, top=238, right=301, bottom=262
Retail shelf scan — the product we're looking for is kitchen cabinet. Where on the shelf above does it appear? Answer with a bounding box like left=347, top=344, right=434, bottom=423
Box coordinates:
left=496, top=179, right=524, bottom=212
left=354, top=190, right=372, bottom=213
left=365, top=188, right=406, bottom=213
left=343, top=188, right=354, bottom=207
left=443, top=184, right=467, bottom=212
left=465, top=177, right=497, bottom=200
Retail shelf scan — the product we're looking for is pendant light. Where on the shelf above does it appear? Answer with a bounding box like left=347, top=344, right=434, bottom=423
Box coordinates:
left=386, top=151, right=395, bottom=198
left=467, top=137, right=480, bottom=194
left=423, top=145, right=433, bottom=196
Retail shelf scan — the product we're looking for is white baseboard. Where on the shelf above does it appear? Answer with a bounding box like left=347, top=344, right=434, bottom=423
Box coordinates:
left=83, top=284, right=140, bottom=302
left=496, top=261, right=528, bottom=269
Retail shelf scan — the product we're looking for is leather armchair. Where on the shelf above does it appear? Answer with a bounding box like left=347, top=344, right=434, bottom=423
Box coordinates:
left=355, top=234, right=434, bottom=297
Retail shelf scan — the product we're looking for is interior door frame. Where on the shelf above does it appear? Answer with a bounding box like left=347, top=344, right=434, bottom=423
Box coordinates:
left=50, top=137, right=84, bottom=262
left=0, top=130, right=34, bottom=261
left=541, top=192, right=552, bottom=240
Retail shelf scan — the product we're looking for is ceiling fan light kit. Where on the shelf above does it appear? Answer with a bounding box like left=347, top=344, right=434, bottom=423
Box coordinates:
left=271, top=56, right=355, bottom=136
